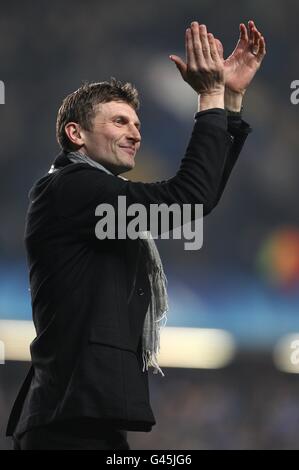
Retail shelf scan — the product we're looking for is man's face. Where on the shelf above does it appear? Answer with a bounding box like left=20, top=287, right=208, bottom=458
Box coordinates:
left=80, top=100, right=141, bottom=175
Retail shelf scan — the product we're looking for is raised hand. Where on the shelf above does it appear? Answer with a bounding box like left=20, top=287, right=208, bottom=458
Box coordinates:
left=218, top=20, right=266, bottom=96
left=170, top=22, right=225, bottom=97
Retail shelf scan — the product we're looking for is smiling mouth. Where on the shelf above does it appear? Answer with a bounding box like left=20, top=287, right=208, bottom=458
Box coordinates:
left=119, top=146, right=135, bottom=156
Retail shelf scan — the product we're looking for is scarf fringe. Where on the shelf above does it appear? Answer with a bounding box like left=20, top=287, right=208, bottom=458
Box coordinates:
left=142, top=350, right=165, bottom=377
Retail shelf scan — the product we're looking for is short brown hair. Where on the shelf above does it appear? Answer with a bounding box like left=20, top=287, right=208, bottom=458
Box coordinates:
left=56, top=78, right=140, bottom=151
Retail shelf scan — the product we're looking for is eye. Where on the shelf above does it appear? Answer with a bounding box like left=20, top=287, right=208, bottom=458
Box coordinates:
left=114, top=116, right=126, bottom=125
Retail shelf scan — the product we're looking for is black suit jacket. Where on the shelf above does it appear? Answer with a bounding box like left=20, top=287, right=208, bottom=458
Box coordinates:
left=6, top=109, right=251, bottom=436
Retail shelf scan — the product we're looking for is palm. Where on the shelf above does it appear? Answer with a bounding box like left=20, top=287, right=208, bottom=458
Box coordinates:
left=225, top=44, right=260, bottom=92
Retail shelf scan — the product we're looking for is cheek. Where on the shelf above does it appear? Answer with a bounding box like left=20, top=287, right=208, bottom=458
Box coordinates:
left=88, top=129, right=121, bottom=154
left=97, top=136, right=115, bottom=153
left=110, top=133, right=124, bottom=150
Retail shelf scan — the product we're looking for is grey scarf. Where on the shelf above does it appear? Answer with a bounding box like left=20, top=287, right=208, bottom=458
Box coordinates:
left=49, top=151, right=168, bottom=376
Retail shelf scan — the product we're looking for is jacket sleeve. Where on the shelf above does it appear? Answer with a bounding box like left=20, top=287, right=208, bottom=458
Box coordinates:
left=51, top=109, right=249, bottom=236
left=213, top=116, right=252, bottom=206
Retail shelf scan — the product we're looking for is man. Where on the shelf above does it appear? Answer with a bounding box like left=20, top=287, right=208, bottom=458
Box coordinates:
left=7, top=21, right=265, bottom=450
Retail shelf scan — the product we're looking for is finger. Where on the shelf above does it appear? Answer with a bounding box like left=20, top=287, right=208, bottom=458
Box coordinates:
left=248, top=20, right=255, bottom=41
left=198, top=24, right=211, bottom=62
left=186, top=27, right=197, bottom=69
left=249, top=21, right=262, bottom=54
left=190, top=22, right=205, bottom=64
left=254, top=29, right=261, bottom=44
left=208, top=33, right=220, bottom=63
left=257, top=36, right=266, bottom=60
left=214, top=38, right=224, bottom=60
left=251, top=22, right=261, bottom=41
left=239, top=23, right=248, bottom=42
left=252, top=21, right=262, bottom=37
left=169, top=55, right=187, bottom=78
left=252, top=30, right=261, bottom=55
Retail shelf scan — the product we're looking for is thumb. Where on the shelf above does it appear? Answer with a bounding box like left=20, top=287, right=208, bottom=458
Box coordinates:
left=169, top=55, right=187, bottom=79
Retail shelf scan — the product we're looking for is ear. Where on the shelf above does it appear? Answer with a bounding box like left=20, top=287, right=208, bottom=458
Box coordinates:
left=64, top=122, right=85, bottom=147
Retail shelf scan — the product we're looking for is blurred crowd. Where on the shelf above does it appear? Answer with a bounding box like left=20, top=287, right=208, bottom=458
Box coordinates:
left=1, top=354, right=299, bottom=450
left=131, top=354, right=299, bottom=450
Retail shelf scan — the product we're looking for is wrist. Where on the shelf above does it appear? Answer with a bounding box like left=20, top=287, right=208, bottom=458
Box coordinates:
left=198, top=91, right=225, bottom=111
left=224, top=89, right=245, bottom=112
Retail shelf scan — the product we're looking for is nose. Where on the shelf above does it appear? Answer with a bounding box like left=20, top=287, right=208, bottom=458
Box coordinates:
left=128, top=123, right=141, bottom=143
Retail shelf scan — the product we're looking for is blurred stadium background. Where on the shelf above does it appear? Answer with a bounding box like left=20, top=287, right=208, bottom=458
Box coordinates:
left=1, top=0, right=299, bottom=450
